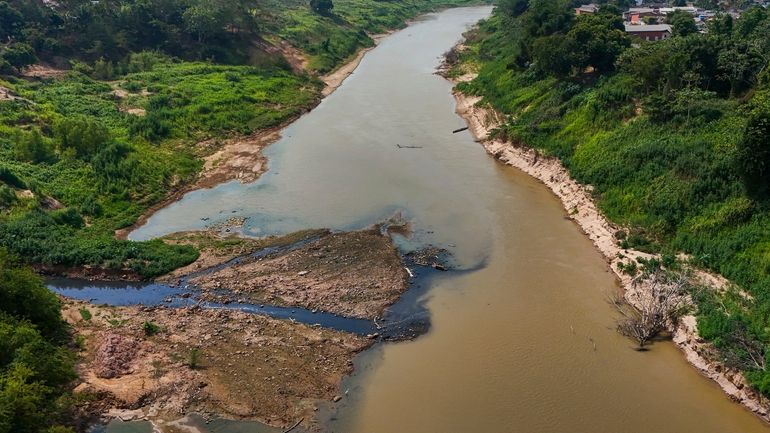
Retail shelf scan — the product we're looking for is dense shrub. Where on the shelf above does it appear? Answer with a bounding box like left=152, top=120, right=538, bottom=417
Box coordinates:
left=54, top=117, right=111, bottom=159
left=737, top=108, right=770, bottom=197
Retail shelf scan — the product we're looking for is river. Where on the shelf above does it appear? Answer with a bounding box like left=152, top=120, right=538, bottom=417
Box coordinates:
left=106, top=6, right=769, bottom=433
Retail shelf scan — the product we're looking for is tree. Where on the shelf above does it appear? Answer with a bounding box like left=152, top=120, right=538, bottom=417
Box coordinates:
left=54, top=116, right=110, bottom=158
left=735, top=6, right=767, bottom=38
left=611, top=270, right=691, bottom=349
left=182, top=1, right=226, bottom=43
left=737, top=109, right=770, bottom=196
left=13, top=129, right=53, bottom=164
left=717, top=42, right=764, bottom=96
left=310, top=0, right=333, bottom=15
left=0, top=1, right=23, bottom=39
left=667, top=10, right=698, bottom=37
left=1, top=43, right=37, bottom=71
left=522, top=0, right=574, bottom=38
left=498, top=0, right=529, bottom=18
left=532, top=34, right=574, bottom=77
left=92, top=58, right=114, bottom=80
left=0, top=250, right=67, bottom=341
left=0, top=249, right=76, bottom=433
left=708, top=13, right=733, bottom=36
left=567, top=11, right=630, bottom=73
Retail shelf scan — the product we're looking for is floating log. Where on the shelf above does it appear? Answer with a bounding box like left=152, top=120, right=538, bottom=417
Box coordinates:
left=396, top=144, right=423, bottom=149
left=452, top=126, right=469, bottom=133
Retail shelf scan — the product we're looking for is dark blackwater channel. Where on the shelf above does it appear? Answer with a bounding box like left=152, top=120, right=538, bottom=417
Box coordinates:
left=68, top=6, right=770, bottom=433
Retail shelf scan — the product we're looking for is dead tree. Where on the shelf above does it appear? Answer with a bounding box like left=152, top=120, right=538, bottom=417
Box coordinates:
left=610, top=270, right=692, bottom=350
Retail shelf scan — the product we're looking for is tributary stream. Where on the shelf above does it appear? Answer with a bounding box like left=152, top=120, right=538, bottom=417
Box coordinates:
left=74, top=6, right=770, bottom=433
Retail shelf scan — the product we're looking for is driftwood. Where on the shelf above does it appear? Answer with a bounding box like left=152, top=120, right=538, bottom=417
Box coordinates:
left=452, top=126, right=469, bottom=133
left=396, top=144, right=423, bottom=149
left=284, top=418, right=304, bottom=433
left=610, top=270, right=691, bottom=349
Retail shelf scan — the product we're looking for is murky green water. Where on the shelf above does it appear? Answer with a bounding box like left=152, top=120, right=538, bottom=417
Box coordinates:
left=128, top=7, right=770, bottom=433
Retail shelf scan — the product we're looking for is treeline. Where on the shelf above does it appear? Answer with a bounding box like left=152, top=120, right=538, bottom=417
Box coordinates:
left=458, top=2, right=770, bottom=394
left=1, top=0, right=266, bottom=66
left=1, top=0, right=492, bottom=76
left=0, top=250, right=77, bottom=433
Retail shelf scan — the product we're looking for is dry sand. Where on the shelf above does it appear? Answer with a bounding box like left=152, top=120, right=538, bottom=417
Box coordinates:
left=321, top=32, right=392, bottom=97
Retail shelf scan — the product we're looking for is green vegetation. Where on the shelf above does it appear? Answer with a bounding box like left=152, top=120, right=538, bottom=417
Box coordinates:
left=0, top=0, right=486, bottom=279
left=77, top=308, right=91, bottom=322
left=142, top=321, right=160, bottom=336
left=2, top=0, right=490, bottom=74
left=456, top=1, right=770, bottom=394
left=266, top=0, right=493, bottom=72
left=187, top=347, right=201, bottom=369
left=0, top=251, right=76, bottom=433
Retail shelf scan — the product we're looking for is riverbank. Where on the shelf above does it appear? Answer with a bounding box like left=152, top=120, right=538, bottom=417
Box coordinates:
left=321, top=32, right=393, bottom=97
left=63, top=299, right=369, bottom=431
left=447, top=69, right=770, bottom=422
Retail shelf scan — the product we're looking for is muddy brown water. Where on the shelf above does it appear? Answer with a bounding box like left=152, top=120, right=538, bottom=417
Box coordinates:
left=125, top=7, right=770, bottom=433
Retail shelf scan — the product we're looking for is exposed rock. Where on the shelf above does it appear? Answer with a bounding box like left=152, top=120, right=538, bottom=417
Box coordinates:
left=94, top=333, right=139, bottom=379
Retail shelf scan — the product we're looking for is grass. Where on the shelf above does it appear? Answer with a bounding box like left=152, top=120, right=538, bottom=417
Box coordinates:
left=0, top=62, right=318, bottom=278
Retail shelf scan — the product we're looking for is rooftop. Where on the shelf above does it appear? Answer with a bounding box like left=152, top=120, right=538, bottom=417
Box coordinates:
left=624, top=23, right=673, bottom=32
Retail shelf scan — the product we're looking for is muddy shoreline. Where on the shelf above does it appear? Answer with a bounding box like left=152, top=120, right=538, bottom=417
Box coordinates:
left=445, top=67, right=770, bottom=422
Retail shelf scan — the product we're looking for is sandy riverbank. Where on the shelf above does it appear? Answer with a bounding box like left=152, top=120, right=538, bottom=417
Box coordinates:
left=448, top=71, right=770, bottom=422
left=321, top=32, right=392, bottom=97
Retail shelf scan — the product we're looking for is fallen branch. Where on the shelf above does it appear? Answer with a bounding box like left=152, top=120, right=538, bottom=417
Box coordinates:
left=452, top=126, right=469, bottom=133
left=611, top=269, right=692, bottom=349
left=284, top=417, right=303, bottom=433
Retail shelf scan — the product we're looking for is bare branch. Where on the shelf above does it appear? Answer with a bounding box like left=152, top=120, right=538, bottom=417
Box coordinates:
left=610, top=269, right=692, bottom=349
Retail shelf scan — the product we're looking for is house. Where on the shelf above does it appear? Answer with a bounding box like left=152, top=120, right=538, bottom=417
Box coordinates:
left=623, top=5, right=701, bottom=23
left=658, top=6, right=699, bottom=15
left=624, top=23, right=673, bottom=41
left=623, top=7, right=658, bottom=22
left=575, top=3, right=600, bottom=15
